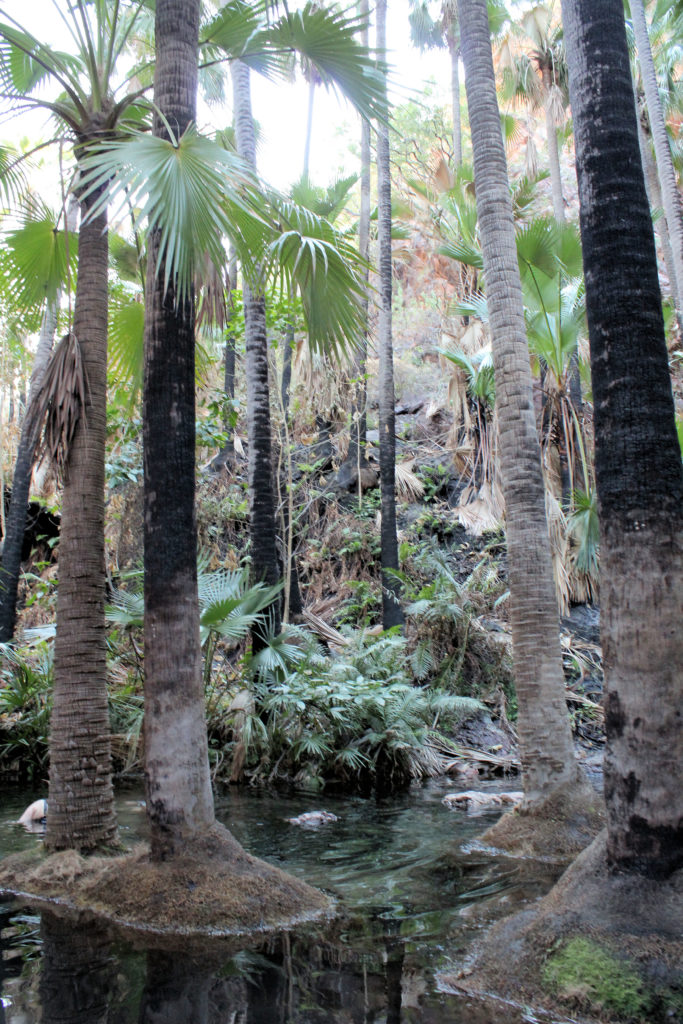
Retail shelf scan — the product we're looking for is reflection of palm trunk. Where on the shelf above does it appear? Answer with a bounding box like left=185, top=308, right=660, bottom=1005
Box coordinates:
left=384, top=934, right=404, bottom=1024
left=39, top=912, right=113, bottom=1024
left=140, top=953, right=211, bottom=1024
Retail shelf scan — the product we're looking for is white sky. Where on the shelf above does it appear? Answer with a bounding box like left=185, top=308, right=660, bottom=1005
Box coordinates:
left=0, top=0, right=451, bottom=194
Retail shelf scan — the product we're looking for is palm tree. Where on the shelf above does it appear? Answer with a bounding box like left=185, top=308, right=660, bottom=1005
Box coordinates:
left=409, top=0, right=463, bottom=166
left=376, top=0, right=404, bottom=630
left=231, top=57, right=283, bottom=648
left=561, top=0, right=682, bottom=879
left=141, top=0, right=216, bottom=860
left=0, top=3, right=156, bottom=850
left=456, top=0, right=597, bottom=838
left=628, top=0, right=683, bottom=333
left=499, top=3, right=569, bottom=224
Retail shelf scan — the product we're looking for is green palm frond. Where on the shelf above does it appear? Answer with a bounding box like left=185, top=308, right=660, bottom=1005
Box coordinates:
left=0, top=143, right=28, bottom=208
left=451, top=290, right=489, bottom=323
left=201, top=0, right=288, bottom=79
left=567, top=487, right=600, bottom=576
left=198, top=569, right=282, bottom=646
left=78, top=125, right=261, bottom=299
left=264, top=2, right=387, bottom=123
left=1, top=210, right=78, bottom=317
left=108, top=291, right=145, bottom=401
left=265, top=196, right=366, bottom=357
left=516, top=215, right=560, bottom=279
left=438, top=238, right=483, bottom=268
left=106, top=588, right=144, bottom=629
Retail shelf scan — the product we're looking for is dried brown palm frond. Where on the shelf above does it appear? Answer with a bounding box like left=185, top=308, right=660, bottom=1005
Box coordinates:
left=395, top=461, right=425, bottom=501
left=455, top=480, right=503, bottom=536
left=545, top=487, right=571, bottom=615
left=24, top=331, right=87, bottom=483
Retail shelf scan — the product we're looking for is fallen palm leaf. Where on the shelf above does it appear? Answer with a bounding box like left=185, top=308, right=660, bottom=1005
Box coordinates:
left=395, top=461, right=425, bottom=501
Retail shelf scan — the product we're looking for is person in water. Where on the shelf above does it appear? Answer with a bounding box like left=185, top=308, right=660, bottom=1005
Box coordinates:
left=18, top=799, right=48, bottom=825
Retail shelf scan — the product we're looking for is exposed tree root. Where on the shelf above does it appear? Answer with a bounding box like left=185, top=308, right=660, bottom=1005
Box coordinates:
left=441, top=832, right=683, bottom=1023
left=478, top=777, right=605, bottom=863
left=0, top=822, right=332, bottom=938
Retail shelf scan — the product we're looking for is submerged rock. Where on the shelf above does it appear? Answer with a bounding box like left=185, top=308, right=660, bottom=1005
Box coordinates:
left=442, top=791, right=523, bottom=815
left=287, top=811, right=339, bottom=828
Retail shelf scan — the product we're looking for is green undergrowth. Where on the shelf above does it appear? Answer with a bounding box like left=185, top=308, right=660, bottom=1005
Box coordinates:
left=241, top=631, right=483, bottom=795
left=542, top=936, right=683, bottom=1023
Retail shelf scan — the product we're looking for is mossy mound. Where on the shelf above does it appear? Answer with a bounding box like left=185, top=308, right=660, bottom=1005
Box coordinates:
left=0, top=822, right=332, bottom=939
left=478, top=776, right=605, bottom=863
left=440, top=832, right=683, bottom=1023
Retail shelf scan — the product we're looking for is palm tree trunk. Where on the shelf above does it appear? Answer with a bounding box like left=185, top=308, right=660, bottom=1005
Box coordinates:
left=0, top=300, right=58, bottom=642
left=562, top=0, right=683, bottom=879
left=343, top=0, right=371, bottom=484
left=303, top=79, right=316, bottom=179
left=457, top=0, right=583, bottom=807
left=143, top=0, right=214, bottom=860
left=633, top=80, right=683, bottom=336
left=448, top=35, right=462, bottom=167
left=542, top=67, right=565, bottom=224
left=630, top=0, right=683, bottom=326
left=232, top=59, right=282, bottom=648
left=47, top=189, right=117, bottom=853
left=376, top=0, right=403, bottom=630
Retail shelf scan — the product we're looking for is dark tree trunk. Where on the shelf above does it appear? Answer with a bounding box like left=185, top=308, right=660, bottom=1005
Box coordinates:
left=562, top=0, right=683, bottom=878
left=0, top=303, right=58, bottom=642
left=143, top=0, right=214, bottom=860
left=210, top=252, right=238, bottom=473
left=232, top=59, right=282, bottom=649
left=376, top=0, right=403, bottom=630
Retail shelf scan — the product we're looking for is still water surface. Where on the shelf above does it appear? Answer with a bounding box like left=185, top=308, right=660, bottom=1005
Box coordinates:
left=0, top=783, right=573, bottom=1023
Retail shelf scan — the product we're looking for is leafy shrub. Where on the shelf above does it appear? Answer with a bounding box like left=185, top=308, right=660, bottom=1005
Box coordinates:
left=0, top=641, right=52, bottom=780
left=241, top=632, right=482, bottom=795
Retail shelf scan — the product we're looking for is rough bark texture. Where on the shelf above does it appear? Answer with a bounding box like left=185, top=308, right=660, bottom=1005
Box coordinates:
left=0, top=301, right=58, bottom=642
left=47, top=191, right=117, bottom=853
left=457, top=0, right=582, bottom=805
left=562, top=0, right=683, bottom=879
left=143, top=0, right=214, bottom=860
left=630, top=0, right=683, bottom=326
left=232, top=59, right=282, bottom=648
left=376, top=0, right=404, bottom=630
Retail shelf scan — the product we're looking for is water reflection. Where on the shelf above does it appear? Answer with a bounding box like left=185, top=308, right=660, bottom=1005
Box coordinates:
left=0, top=783, right=568, bottom=1023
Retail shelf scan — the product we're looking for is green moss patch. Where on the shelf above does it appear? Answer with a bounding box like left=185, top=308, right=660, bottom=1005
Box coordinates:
left=543, top=936, right=682, bottom=1022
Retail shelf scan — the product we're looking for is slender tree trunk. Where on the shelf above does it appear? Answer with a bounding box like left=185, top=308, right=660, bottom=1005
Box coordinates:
left=634, top=82, right=683, bottom=336
left=232, top=59, right=282, bottom=647
left=303, top=79, right=316, bottom=180
left=457, top=0, right=583, bottom=806
left=542, top=67, right=565, bottom=224
left=210, top=250, right=238, bottom=472
left=344, top=0, right=371, bottom=483
left=630, top=0, right=683, bottom=327
left=143, top=0, right=214, bottom=860
left=47, top=189, right=117, bottom=853
left=376, top=0, right=403, bottom=629
left=562, top=0, right=683, bottom=879
left=448, top=35, right=462, bottom=167
left=0, top=302, right=59, bottom=642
